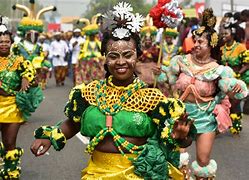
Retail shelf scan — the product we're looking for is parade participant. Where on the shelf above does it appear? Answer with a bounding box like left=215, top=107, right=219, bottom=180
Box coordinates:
left=135, top=15, right=161, bottom=87
left=220, top=16, right=248, bottom=134
left=0, top=16, right=43, bottom=179
left=37, top=33, right=52, bottom=89
left=49, top=32, right=69, bottom=86
left=30, top=2, right=196, bottom=179
left=162, top=28, right=180, bottom=66
left=75, top=15, right=104, bottom=85
left=166, top=9, right=248, bottom=179
left=157, top=28, right=181, bottom=97
left=69, top=28, right=85, bottom=85
left=12, top=1, right=56, bottom=89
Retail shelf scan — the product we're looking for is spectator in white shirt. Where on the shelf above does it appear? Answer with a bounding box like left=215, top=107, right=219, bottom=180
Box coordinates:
left=49, top=32, right=69, bottom=86
left=69, top=28, right=85, bottom=84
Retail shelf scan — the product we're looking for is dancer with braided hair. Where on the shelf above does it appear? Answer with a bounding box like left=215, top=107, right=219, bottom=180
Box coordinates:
left=166, top=9, right=248, bottom=179
left=31, top=2, right=196, bottom=179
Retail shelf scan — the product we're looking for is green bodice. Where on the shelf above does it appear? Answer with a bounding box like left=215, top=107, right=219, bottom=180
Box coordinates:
left=0, top=70, right=21, bottom=94
left=81, top=105, right=156, bottom=137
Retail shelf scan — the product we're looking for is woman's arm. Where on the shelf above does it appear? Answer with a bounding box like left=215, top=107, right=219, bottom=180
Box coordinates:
left=30, top=118, right=80, bottom=157
left=60, top=118, right=81, bottom=139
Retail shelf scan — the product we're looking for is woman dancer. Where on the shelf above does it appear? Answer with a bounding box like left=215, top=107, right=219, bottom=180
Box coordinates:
left=166, top=9, right=248, bottom=179
left=31, top=3, right=195, bottom=179
left=0, top=16, right=42, bottom=179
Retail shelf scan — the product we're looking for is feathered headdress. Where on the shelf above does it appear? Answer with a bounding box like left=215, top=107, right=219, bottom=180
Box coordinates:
left=193, top=8, right=218, bottom=48
left=102, top=2, right=144, bottom=39
left=0, top=15, right=9, bottom=33
left=149, top=0, right=184, bottom=28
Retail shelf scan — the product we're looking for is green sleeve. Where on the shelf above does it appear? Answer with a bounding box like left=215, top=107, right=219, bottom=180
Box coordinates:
left=218, top=66, right=248, bottom=99
left=64, top=84, right=89, bottom=123
left=150, top=97, right=197, bottom=145
left=168, top=55, right=181, bottom=85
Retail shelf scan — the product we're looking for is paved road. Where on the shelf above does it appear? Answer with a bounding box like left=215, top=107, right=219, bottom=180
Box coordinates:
left=3, top=77, right=249, bottom=180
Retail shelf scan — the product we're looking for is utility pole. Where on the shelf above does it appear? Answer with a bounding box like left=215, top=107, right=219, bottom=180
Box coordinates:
left=230, top=0, right=234, bottom=12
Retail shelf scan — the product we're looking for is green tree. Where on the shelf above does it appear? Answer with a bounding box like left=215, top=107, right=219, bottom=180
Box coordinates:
left=83, top=0, right=153, bottom=20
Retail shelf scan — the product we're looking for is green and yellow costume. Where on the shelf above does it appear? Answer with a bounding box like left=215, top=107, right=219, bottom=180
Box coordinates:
left=220, top=41, right=248, bottom=134
left=0, top=54, right=43, bottom=179
left=35, top=76, right=196, bottom=179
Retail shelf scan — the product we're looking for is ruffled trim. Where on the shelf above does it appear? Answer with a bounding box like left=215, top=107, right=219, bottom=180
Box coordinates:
left=191, top=160, right=217, bottom=178
left=15, top=86, right=44, bottom=120
left=133, top=137, right=171, bottom=179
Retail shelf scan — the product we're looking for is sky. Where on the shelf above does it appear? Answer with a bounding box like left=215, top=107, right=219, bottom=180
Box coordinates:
left=39, top=0, right=91, bottom=17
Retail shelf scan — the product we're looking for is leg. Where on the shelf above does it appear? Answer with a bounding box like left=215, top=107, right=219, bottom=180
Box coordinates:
left=192, top=132, right=217, bottom=179
left=229, top=99, right=243, bottom=135
left=0, top=123, right=24, bottom=179
left=60, top=66, right=67, bottom=85
left=54, top=66, right=60, bottom=86
left=1, top=123, right=21, bottom=151
left=179, top=148, right=191, bottom=180
left=72, top=64, right=76, bottom=86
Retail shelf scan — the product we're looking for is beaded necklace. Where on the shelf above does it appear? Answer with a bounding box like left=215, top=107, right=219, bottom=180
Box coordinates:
left=222, top=41, right=239, bottom=64
left=96, top=75, right=146, bottom=115
left=86, top=76, right=147, bottom=160
left=164, top=43, right=175, bottom=55
left=0, top=55, right=16, bottom=71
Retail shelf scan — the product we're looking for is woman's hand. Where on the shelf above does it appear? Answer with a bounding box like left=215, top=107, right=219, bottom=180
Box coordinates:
left=227, top=83, right=243, bottom=99
left=152, top=65, right=161, bottom=75
left=20, top=77, right=30, bottom=91
left=30, top=139, right=51, bottom=157
left=171, top=114, right=194, bottom=140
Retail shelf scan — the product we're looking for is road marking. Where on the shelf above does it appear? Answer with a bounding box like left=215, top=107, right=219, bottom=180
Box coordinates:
left=76, top=132, right=89, bottom=144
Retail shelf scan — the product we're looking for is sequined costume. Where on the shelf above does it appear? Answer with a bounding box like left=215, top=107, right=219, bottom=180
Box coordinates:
left=0, top=54, right=43, bottom=122
left=0, top=54, right=43, bottom=179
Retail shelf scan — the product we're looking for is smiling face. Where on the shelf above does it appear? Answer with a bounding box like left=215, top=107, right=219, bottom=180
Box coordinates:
left=0, top=34, right=12, bottom=56
left=221, top=28, right=233, bottom=43
left=192, top=33, right=211, bottom=58
left=105, top=38, right=137, bottom=86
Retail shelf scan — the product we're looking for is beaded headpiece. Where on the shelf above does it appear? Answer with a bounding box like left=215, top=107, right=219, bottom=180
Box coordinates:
left=81, top=14, right=101, bottom=36
left=140, top=14, right=158, bottom=38
left=193, top=8, right=218, bottom=48
left=12, top=1, right=56, bottom=36
left=164, top=28, right=178, bottom=38
left=102, top=2, right=144, bottom=39
left=0, top=15, right=9, bottom=33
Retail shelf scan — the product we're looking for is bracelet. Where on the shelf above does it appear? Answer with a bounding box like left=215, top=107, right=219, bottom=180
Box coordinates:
left=34, top=126, right=66, bottom=151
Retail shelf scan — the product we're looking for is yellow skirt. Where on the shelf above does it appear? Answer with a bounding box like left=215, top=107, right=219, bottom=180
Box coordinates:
left=81, top=150, right=183, bottom=180
left=0, top=95, right=23, bottom=123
